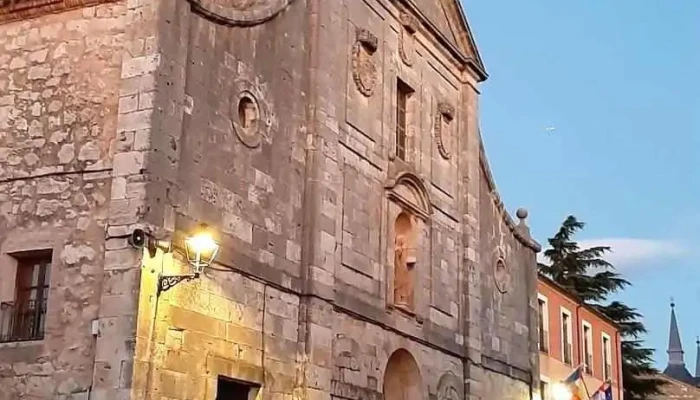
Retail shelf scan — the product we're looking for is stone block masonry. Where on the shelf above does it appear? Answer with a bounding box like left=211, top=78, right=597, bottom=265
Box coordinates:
left=0, top=0, right=541, bottom=400
left=0, top=1, right=125, bottom=399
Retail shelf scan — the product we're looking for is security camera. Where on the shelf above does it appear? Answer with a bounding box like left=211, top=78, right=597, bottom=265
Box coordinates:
left=128, top=228, right=147, bottom=249
left=128, top=228, right=172, bottom=258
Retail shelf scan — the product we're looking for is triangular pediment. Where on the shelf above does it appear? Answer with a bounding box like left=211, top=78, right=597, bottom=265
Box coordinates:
left=409, top=0, right=487, bottom=81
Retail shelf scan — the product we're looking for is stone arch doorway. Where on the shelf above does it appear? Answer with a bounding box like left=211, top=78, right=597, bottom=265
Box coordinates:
left=383, top=349, right=423, bottom=400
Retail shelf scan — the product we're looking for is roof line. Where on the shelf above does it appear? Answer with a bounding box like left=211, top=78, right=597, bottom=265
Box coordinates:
left=401, top=0, right=488, bottom=81
left=478, top=129, right=541, bottom=252
left=538, top=273, right=621, bottom=331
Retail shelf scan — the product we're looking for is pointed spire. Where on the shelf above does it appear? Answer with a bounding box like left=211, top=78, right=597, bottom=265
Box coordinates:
left=668, top=300, right=685, bottom=366
left=695, top=337, right=700, bottom=378
left=663, top=301, right=696, bottom=384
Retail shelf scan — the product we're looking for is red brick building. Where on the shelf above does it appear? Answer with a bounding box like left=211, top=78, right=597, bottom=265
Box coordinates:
left=537, top=275, right=623, bottom=400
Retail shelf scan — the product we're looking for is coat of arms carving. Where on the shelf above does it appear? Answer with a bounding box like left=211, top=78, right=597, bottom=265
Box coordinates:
left=434, top=101, right=455, bottom=160
left=352, top=28, right=379, bottom=97
left=399, top=12, right=418, bottom=66
left=494, top=257, right=509, bottom=294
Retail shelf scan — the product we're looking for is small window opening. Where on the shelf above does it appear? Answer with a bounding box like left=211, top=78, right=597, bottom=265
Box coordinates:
left=238, top=96, right=258, bottom=130
left=216, top=376, right=257, bottom=400
left=396, top=79, right=413, bottom=161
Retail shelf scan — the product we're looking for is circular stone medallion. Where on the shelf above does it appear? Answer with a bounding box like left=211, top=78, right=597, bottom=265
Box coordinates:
left=232, top=91, right=263, bottom=148
left=189, top=0, right=294, bottom=26
left=494, top=258, right=509, bottom=293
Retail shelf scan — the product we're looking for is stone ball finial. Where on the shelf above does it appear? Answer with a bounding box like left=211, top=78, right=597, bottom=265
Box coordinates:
left=671, top=297, right=675, bottom=308
left=516, top=208, right=528, bottom=220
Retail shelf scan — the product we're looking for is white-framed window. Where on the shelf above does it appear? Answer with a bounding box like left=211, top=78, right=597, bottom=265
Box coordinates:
left=561, top=307, right=573, bottom=365
left=540, top=375, right=551, bottom=400
left=582, top=320, right=593, bottom=374
left=537, top=293, right=550, bottom=353
left=602, top=332, right=612, bottom=381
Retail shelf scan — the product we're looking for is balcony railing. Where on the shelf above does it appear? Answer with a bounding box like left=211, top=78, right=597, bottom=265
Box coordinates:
left=539, top=329, right=549, bottom=353
left=0, top=300, right=47, bottom=343
left=563, top=342, right=572, bottom=365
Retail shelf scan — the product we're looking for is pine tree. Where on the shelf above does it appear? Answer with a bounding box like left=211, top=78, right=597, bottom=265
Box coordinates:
left=538, top=215, right=666, bottom=400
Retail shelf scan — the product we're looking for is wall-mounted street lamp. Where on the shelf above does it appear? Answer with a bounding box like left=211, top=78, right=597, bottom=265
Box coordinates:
left=158, top=224, right=220, bottom=294
left=129, top=224, right=220, bottom=295
left=551, top=383, right=573, bottom=400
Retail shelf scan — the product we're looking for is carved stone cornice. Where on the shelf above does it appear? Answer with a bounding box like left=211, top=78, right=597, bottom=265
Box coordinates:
left=478, top=131, right=541, bottom=252
left=385, top=170, right=433, bottom=221
left=0, top=0, right=116, bottom=24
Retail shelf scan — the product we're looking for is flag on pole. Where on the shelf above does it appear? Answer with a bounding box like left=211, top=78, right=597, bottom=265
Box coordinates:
left=591, top=381, right=613, bottom=400
left=561, top=365, right=586, bottom=400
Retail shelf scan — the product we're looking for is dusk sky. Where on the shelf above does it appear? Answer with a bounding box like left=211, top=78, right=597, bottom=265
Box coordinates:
left=465, top=0, right=700, bottom=369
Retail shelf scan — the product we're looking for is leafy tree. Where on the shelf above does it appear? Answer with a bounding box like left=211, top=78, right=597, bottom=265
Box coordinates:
left=539, top=216, right=666, bottom=400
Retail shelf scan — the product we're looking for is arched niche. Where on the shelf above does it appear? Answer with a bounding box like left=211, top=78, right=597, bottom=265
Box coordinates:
left=385, top=172, right=433, bottom=221
left=385, top=172, right=431, bottom=313
left=436, top=372, right=463, bottom=400
left=393, top=212, right=417, bottom=309
left=383, top=349, right=424, bottom=400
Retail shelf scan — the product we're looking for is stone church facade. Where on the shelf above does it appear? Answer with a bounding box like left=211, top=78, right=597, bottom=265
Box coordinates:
left=0, top=1, right=541, bottom=399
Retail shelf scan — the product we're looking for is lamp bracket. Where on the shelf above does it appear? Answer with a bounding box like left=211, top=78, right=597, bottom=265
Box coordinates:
left=158, top=273, right=197, bottom=294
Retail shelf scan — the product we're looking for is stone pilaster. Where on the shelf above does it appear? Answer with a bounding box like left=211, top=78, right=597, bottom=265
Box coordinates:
left=91, top=0, right=168, bottom=397
left=461, top=79, right=483, bottom=400
left=516, top=213, right=540, bottom=399
left=294, top=0, right=339, bottom=399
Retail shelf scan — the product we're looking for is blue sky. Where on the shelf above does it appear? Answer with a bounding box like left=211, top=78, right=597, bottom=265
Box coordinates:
left=464, top=0, right=700, bottom=370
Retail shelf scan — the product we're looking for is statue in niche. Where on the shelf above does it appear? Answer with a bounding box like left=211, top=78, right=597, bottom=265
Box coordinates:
left=394, top=212, right=416, bottom=309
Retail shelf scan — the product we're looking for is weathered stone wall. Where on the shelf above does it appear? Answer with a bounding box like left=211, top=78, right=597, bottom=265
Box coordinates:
left=0, top=2, right=125, bottom=398
left=314, top=0, right=540, bottom=399
left=476, top=158, right=540, bottom=395
left=0, top=1, right=540, bottom=400
left=481, top=369, right=531, bottom=400
left=162, top=0, right=309, bottom=293
left=132, top=251, right=301, bottom=399
left=328, top=310, right=464, bottom=400
left=127, top=0, right=541, bottom=400
left=318, top=0, right=469, bottom=351
left=478, top=167, right=538, bottom=370
left=128, top=0, right=310, bottom=398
